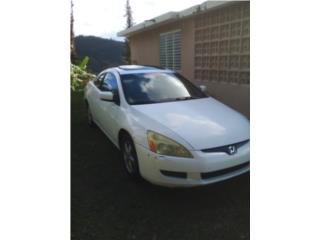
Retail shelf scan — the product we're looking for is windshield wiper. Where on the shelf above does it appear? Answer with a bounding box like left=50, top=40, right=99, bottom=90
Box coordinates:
left=131, top=100, right=160, bottom=105
left=131, top=97, right=197, bottom=105
left=174, top=96, right=196, bottom=101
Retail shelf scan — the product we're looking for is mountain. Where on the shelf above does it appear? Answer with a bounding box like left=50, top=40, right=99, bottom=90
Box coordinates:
left=75, top=35, right=125, bottom=74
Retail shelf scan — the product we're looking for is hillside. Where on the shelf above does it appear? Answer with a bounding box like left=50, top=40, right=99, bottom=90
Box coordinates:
left=75, top=36, right=125, bottom=73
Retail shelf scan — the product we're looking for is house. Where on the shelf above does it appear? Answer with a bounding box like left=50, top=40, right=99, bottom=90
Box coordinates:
left=118, top=1, right=250, bottom=117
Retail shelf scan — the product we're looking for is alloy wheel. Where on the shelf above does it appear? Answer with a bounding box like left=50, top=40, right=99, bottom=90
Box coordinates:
left=123, top=140, right=135, bottom=174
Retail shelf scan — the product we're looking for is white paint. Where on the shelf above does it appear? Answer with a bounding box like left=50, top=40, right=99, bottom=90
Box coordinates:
left=85, top=66, right=250, bottom=187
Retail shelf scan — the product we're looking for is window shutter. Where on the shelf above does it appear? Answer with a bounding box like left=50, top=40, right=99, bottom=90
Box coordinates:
left=160, top=30, right=181, bottom=70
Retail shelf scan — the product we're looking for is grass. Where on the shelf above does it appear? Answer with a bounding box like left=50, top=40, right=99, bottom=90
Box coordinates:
left=71, top=92, right=250, bottom=240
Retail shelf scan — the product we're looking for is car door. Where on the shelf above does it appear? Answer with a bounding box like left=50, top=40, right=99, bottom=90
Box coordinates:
left=95, top=72, right=121, bottom=143
left=86, top=73, right=106, bottom=123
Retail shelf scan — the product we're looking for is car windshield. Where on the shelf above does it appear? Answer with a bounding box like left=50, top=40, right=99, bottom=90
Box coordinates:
left=120, top=72, right=208, bottom=105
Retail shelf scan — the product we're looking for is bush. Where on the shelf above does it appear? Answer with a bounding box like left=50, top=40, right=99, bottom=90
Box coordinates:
left=71, top=57, right=96, bottom=91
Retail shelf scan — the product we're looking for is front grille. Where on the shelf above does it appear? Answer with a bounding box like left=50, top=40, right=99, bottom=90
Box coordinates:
left=160, top=170, right=187, bottom=179
left=201, top=162, right=249, bottom=180
left=201, top=140, right=249, bottom=154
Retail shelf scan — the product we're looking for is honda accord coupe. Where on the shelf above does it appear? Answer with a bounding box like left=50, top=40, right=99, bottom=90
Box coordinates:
left=84, top=65, right=249, bottom=187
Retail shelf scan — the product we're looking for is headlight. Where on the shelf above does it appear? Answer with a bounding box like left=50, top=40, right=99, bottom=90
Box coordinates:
left=147, top=130, right=193, bottom=158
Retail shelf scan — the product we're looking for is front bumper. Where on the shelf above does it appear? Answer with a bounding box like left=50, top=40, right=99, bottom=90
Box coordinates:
left=135, top=142, right=250, bottom=187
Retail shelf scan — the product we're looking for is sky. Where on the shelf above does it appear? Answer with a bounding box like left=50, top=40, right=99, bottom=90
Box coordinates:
left=73, top=0, right=206, bottom=41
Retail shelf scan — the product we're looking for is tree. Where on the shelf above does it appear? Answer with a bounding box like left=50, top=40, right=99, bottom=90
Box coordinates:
left=71, top=0, right=76, bottom=62
left=123, top=0, right=133, bottom=64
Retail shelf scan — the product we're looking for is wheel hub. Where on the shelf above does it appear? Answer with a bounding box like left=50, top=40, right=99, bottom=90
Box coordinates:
left=123, top=141, right=135, bottom=173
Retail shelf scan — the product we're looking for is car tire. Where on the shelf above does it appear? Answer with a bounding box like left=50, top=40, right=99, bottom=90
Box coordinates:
left=86, top=104, right=96, bottom=127
left=120, top=134, right=141, bottom=180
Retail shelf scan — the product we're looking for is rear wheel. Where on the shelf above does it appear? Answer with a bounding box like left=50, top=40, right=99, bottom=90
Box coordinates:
left=120, top=134, right=141, bottom=180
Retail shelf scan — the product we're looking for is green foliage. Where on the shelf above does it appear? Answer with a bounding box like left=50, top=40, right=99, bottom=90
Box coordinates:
left=71, top=0, right=76, bottom=62
left=79, top=56, right=89, bottom=70
left=125, top=0, right=134, bottom=28
left=71, top=57, right=96, bottom=91
left=124, top=0, right=134, bottom=64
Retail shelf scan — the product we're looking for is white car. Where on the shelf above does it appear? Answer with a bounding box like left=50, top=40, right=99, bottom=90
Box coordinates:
left=84, top=65, right=250, bottom=187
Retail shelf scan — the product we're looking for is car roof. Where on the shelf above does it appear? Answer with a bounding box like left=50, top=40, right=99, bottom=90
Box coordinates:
left=101, top=65, right=175, bottom=75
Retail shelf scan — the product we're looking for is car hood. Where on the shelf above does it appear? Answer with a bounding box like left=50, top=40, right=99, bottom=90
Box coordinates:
left=131, top=97, right=250, bottom=150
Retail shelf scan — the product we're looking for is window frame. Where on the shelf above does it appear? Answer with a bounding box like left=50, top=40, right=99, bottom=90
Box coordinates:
left=94, top=73, right=106, bottom=88
left=100, top=72, right=119, bottom=92
left=98, top=72, right=121, bottom=105
left=159, top=29, right=182, bottom=71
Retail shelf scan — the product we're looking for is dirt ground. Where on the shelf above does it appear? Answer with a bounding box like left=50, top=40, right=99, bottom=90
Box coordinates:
left=71, top=92, right=250, bottom=240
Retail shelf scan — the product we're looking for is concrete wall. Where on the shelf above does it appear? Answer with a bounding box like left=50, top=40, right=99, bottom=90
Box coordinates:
left=128, top=2, right=250, bottom=118
left=130, top=18, right=195, bottom=80
left=194, top=80, right=250, bottom=118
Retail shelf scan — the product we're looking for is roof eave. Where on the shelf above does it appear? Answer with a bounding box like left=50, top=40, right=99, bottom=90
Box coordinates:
left=117, top=0, right=235, bottom=37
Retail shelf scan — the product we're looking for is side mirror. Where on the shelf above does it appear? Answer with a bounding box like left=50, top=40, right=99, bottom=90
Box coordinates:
left=199, top=85, right=207, bottom=92
left=99, top=91, right=114, bottom=102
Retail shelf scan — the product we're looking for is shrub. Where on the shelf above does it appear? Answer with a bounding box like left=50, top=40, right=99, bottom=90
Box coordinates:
left=71, top=57, right=96, bottom=91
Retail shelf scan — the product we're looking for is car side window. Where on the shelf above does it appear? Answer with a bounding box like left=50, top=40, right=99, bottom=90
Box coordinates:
left=94, top=73, right=105, bottom=88
left=100, top=73, right=119, bottom=92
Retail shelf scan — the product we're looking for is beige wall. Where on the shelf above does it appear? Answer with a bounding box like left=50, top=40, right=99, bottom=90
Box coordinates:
left=128, top=3, right=250, bottom=118
left=194, top=80, right=250, bottom=118
left=130, top=18, right=195, bottom=80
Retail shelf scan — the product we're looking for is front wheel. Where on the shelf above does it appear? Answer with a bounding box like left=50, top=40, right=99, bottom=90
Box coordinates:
left=120, top=134, right=141, bottom=180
